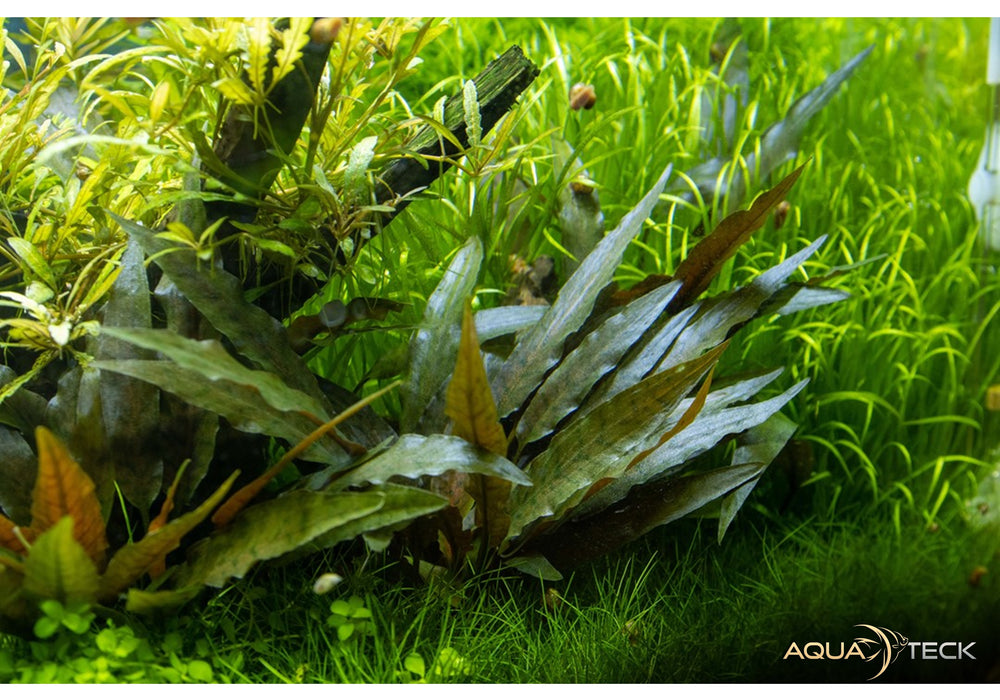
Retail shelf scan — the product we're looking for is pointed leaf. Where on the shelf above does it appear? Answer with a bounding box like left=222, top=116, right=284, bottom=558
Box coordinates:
left=504, top=343, right=726, bottom=546
left=98, top=472, right=238, bottom=601
left=212, top=380, right=400, bottom=528
left=92, top=359, right=346, bottom=466
left=762, top=284, right=851, bottom=316
left=515, top=281, right=681, bottom=448
left=582, top=378, right=808, bottom=516
left=328, top=434, right=530, bottom=492
left=531, top=462, right=766, bottom=570
left=446, top=303, right=507, bottom=455
left=146, top=461, right=188, bottom=578
left=583, top=305, right=700, bottom=411
left=30, top=427, right=108, bottom=568
left=401, top=236, right=482, bottom=432
left=246, top=17, right=272, bottom=94
left=22, top=517, right=99, bottom=604
left=718, top=412, right=797, bottom=542
left=472, top=305, right=546, bottom=342
left=660, top=235, right=828, bottom=368
left=101, top=326, right=329, bottom=419
left=96, top=238, right=162, bottom=512
left=506, top=554, right=563, bottom=581
left=5, top=237, right=58, bottom=293
left=494, top=164, right=673, bottom=417
left=173, top=490, right=386, bottom=588
left=111, top=214, right=328, bottom=403
left=669, top=164, right=805, bottom=312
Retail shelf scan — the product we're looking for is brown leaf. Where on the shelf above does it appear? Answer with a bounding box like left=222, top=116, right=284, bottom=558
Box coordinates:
left=445, top=303, right=512, bottom=546
left=445, top=303, right=508, bottom=456
left=670, top=164, right=806, bottom=311
left=29, top=427, right=109, bottom=569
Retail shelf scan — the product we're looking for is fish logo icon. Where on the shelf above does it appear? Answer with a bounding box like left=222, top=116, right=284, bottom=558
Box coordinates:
left=854, top=624, right=908, bottom=680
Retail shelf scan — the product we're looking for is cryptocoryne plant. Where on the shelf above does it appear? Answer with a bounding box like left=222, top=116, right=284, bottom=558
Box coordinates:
left=389, top=162, right=848, bottom=578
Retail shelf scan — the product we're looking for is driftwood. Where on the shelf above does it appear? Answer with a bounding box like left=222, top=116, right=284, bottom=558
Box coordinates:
left=206, top=37, right=539, bottom=319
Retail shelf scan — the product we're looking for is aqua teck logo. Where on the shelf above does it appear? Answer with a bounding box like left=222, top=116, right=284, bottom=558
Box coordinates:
left=782, top=623, right=977, bottom=681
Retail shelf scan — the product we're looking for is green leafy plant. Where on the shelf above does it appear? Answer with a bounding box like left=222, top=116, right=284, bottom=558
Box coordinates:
left=325, top=595, right=374, bottom=642
left=0, top=611, right=219, bottom=683
left=399, top=647, right=473, bottom=683
left=392, top=162, right=847, bottom=578
left=0, top=17, right=539, bottom=631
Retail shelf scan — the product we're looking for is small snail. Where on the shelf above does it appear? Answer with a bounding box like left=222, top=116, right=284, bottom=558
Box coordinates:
left=569, top=83, right=597, bottom=111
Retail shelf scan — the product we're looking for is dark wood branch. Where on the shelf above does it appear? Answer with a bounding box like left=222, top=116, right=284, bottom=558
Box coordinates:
left=204, top=39, right=538, bottom=319
left=367, top=45, right=540, bottom=235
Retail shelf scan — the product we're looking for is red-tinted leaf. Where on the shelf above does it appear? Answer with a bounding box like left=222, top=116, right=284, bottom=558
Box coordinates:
left=670, top=164, right=806, bottom=311
left=29, top=427, right=109, bottom=569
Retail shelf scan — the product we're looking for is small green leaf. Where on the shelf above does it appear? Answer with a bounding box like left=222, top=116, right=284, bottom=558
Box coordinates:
left=187, top=659, right=213, bottom=682
left=337, top=622, right=355, bottom=641
left=404, top=653, right=426, bottom=678
left=33, top=615, right=59, bottom=639
left=22, top=517, right=99, bottom=605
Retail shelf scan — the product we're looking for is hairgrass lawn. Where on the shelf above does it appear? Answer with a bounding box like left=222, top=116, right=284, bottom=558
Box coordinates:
left=1, top=16, right=998, bottom=683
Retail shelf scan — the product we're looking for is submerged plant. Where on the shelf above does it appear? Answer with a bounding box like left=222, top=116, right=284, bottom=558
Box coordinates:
left=387, top=161, right=848, bottom=578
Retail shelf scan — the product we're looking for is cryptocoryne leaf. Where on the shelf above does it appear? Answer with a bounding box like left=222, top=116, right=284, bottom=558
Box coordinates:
left=92, top=359, right=347, bottom=466
left=112, top=214, right=329, bottom=403
left=582, top=378, right=808, bottom=515
left=0, top=425, right=36, bottom=525
left=493, top=164, right=673, bottom=417
left=503, top=343, right=727, bottom=547
left=446, top=304, right=507, bottom=456
left=146, top=461, right=188, bottom=578
left=471, top=305, right=546, bottom=342
left=212, top=381, right=400, bottom=529
left=445, top=304, right=512, bottom=547
left=514, top=282, right=681, bottom=448
left=96, top=238, right=162, bottom=513
left=659, top=235, right=828, bottom=368
left=328, top=434, right=530, bottom=492
left=717, top=412, right=797, bottom=542
left=173, top=490, right=387, bottom=588
left=22, top=517, right=100, bottom=604
left=100, top=326, right=329, bottom=420
left=669, top=164, right=805, bottom=312
left=30, top=427, right=108, bottom=568
left=124, top=586, right=201, bottom=615
left=401, top=236, right=482, bottom=432
left=282, top=483, right=448, bottom=559
left=98, top=472, right=237, bottom=601
left=530, top=462, right=766, bottom=571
